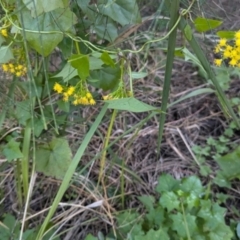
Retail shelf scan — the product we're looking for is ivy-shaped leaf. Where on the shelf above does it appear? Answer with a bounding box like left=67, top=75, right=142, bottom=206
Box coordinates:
left=18, top=7, right=77, bottom=56
left=22, top=0, right=67, bottom=17
left=98, top=0, right=141, bottom=26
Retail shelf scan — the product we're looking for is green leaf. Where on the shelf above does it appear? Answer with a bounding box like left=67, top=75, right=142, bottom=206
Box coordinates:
left=215, top=146, right=240, bottom=180
left=170, top=213, right=197, bottom=238
left=15, top=100, right=32, bottom=125
left=160, top=192, right=179, bottom=212
left=194, top=17, right=222, bottom=32
left=0, top=214, right=20, bottom=239
left=52, top=63, right=77, bottom=82
left=98, top=0, right=141, bottom=25
left=182, top=47, right=207, bottom=79
left=131, top=71, right=148, bottom=79
left=69, top=54, right=90, bottom=79
left=19, top=7, right=77, bottom=56
left=0, top=35, right=6, bottom=46
left=35, top=138, right=72, bottom=179
left=84, top=234, right=98, bottom=240
left=90, top=67, right=121, bottom=91
left=101, top=52, right=115, bottom=67
left=116, top=211, right=143, bottom=237
left=23, top=0, right=66, bottom=17
left=135, top=228, right=170, bottom=240
left=3, top=139, right=23, bottom=161
left=216, top=31, right=235, bottom=39
left=208, top=223, right=233, bottom=240
left=0, top=45, right=14, bottom=63
left=33, top=118, right=45, bottom=137
left=156, top=174, right=179, bottom=193
left=89, top=56, right=104, bottom=70
left=180, top=175, right=203, bottom=196
left=57, top=99, right=70, bottom=112
left=106, top=97, right=158, bottom=112
left=184, top=24, right=192, bottom=41
left=138, top=195, right=155, bottom=212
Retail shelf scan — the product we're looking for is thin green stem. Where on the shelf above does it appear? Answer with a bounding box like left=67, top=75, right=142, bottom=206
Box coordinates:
left=14, top=159, right=23, bottom=207
left=21, top=120, right=32, bottom=202
left=181, top=201, right=191, bottom=240
left=98, top=109, right=118, bottom=184
left=157, top=0, right=179, bottom=155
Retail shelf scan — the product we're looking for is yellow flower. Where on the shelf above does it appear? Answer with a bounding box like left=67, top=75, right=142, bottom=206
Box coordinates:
left=226, top=45, right=233, bottom=51
left=229, top=58, right=237, bottom=67
left=9, top=68, right=15, bottom=73
left=235, top=30, right=240, bottom=39
left=73, top=99, right=78, bottom=105
left=81, top=96, right=88, bottom=105
left=223, top=49, right=231, bottom=58
left=214, top=45, right=221, bottom=53
left=89, top=99, right=96, bottom=105
left=16, top=64, right=24, bottom=70
left=236, top=39, right=240, bottom=47
left=66, top=86, right=75, bottom=96
left=86, top=92, right=92, bottom=99
left=53, top=82, right=63, bottom=93
left=15, top=72, right=22, bottom=77
left=0, top=29, right=8, bottom=37
left=219, top=38, right=227, bottom=47
left=214, top=58, right=222, bottom=66
left=63, top=92, right=69, bottom=102
left=2, top=64, right=8, bottom=72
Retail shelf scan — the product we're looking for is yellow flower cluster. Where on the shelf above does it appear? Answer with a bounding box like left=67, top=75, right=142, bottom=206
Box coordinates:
left=53, top=82, right=96, bottom=106
left=214, top=31, right=240, bottom=67
left=103, top=89, right=133, bottom=101
left=0, top=28, right=8, bottom=37
left=2, top=63, right=27, bottom=77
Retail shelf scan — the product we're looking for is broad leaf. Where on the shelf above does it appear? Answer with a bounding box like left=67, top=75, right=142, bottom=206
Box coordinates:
left=216, top=31, right=235, bottom=39
left=135, top=229, right=170, bottom=240
left=180, top=175, right=203, bottom=196
left=170, top=213, right=197, bottom=238
left=156, top=174, right=179, bottom=193
left=0, top=45, right=14, bottom=63
left=194, top=17, right=222, bottom=33
left=22, top=0, right=66, bottom=17
left=36, top=138, right=72, bottom=179
left=160, top=192, right=179, bottom=212
left=215, top=146, right=240, bottom=180
left=98, top=0, right=141, bottom=25
left=19, top=7, right=77, bottom=56
left=106, top=98, right=158, bottom=112
left=52, top=62, right=78, bottom=82
left=138, top=195, right=155, bottom=212
left=69, top=54, right=90, bottom=79
left=101, top=52, right=115, bottom=67
left=3, top=139, right=23, bottom=161
left=90, top=67, right=121, bottom=91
